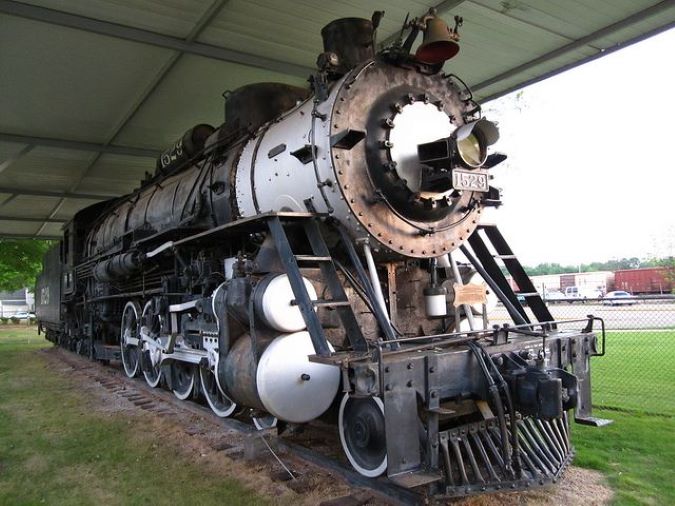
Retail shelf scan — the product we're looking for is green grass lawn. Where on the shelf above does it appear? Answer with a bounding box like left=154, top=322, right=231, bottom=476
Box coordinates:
left=592, top=330, right=675, bottom=415
left=1, top=325, right=673, bottom=505
left=573, top=410, right=674, bottom=506
left=0, top=325, right=48, bottom=352
left=572, top=329, right=675, bottom=505
left=0, top=326, right=268, bottom=505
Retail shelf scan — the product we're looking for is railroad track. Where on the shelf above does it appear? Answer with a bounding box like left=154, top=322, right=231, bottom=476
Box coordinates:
left=44, top=347, right=424, bottom=506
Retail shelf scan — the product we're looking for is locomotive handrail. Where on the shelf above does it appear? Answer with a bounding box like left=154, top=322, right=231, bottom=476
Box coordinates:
left=390, top=316, right=601, bottom=343
left=169, top=212, right=328, bottom=247
left=335, top=224, right=398, bottom=345
left=372, top=316, right=605, bottom=357
left=310, top=315, right=605, bottom=366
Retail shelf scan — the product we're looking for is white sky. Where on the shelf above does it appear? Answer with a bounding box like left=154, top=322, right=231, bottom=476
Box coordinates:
left=482, top=28, right=675, bottom=266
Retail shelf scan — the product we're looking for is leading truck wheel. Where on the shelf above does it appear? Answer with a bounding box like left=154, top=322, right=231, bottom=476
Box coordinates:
left=338, top=394, right=387, bottom=477
left=252, top=414, right=278, bottom=430
left=120, top=301, right=141, bottom=378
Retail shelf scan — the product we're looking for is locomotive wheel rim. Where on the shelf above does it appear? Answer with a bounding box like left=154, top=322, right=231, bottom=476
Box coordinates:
left=172, top=362, right=195, bottom=401
left=338, top=394, right=387, bottom=477
left=252, top=414, right=278, bottom=431
left=120, top=301, right=141, bottom=378
left=199, top=366, right=237, bottom=417
left=141, top=301, right=163, bottom=388
left=142, top=358, right=162, bottom=388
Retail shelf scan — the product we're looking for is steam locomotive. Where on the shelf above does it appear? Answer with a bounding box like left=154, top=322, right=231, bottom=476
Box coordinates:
left=36, top=10, right=608, bottom=499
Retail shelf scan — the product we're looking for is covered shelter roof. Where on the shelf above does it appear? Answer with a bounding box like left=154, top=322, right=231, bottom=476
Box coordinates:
left=1, top=0, right=674, bottom=240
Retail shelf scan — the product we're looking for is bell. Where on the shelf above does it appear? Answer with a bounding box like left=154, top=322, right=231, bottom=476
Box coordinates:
left=415, top=17, right=460, bottom=64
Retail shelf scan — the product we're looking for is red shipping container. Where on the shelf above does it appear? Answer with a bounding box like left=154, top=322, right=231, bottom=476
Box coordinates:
left=614, top=268, right=672, bottom=294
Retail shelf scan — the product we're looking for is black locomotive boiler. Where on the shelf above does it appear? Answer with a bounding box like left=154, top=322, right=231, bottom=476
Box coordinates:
left=36, top=10, right=608, bottom=499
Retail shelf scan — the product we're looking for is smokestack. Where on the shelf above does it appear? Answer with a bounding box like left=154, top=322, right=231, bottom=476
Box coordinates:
left=320, top=18, right=374, bottom=75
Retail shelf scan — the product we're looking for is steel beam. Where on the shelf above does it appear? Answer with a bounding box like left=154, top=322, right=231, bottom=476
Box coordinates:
left=479, top=19, right=675, bottom=102
left=94, top=0, right=230, bottom=158
left=0, top=233, right=61, bottom=240
left=0, top=0, right=314, bottom=78
left=0, top=186, right=115, bottom=201
left=0, top=194, right=17, bottom=207
left=34, top=1, right=233, bottom=237
left=0, top=144, right=34, bottom=174
left=377, top=0, right=674, bottom=102
left=378, top=0, right=466, bottom=49
left=468, top=1, right=602, bottom=50
left=0, top=215, right=68, bottom=223
left=0, top=133, right=159, bottom=157
left=67, top=0, right=230, bottom=195
left=472, top=1, right=675, bottom=93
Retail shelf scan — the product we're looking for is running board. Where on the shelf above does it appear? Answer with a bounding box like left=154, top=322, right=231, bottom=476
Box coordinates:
left=388, top=470, right=443, bottom=489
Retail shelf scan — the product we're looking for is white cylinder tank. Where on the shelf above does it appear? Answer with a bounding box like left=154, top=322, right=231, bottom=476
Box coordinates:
left=255, top=274, right=318, bottom=333
left=256, top=331, right=340, bottom=423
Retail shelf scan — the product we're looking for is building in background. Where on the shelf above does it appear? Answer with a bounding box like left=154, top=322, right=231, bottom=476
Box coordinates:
left=0, top=288, right=34, bottom=316
left=526, top=274, right=563, bottom=294
left=560, top=271, right=615, bottom=294
left=508, top=271, right=615, bottom=296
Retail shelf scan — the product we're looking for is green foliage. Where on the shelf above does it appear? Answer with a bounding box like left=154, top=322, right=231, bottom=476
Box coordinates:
left=522, top=256, right=672, bottom=276
left=0, top=239, right=54, bottom=292
left=524, top=262, right=579, bottom=276
left=652, top=256, right=675, bottom=286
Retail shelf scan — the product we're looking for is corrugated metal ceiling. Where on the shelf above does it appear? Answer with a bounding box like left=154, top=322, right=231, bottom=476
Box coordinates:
left=1, top=0, right=674, bottom=239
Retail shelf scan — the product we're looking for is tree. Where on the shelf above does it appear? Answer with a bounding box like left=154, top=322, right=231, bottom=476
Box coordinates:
left=522, top=256, right=673, bottom=277
left=525, top=262, right=577, bottom=275
left=0, top=239, right=55, bottom=292
left=654, top=256, right=675, bottom=288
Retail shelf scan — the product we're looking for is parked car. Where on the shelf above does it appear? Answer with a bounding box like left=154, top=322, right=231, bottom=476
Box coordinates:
left=11, top=311, right=36, bottom=319
left=543, top=290, right=565, bottom=303
left=602, top=291, right=636, bottom=306
left=564, top=286, right=603, bottom=302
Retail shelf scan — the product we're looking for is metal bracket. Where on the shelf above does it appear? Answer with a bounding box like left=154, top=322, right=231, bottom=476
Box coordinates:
left=383, top=358, right=424, bottom=476
left=575, top=416, right=613, bottom=427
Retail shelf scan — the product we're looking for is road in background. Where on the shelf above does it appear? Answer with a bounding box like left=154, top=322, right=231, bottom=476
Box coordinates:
left=488, top=300, right=675, bottom=329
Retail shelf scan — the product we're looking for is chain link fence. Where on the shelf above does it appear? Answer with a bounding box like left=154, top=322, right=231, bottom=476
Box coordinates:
left=488, top=295, right=675, bottom=417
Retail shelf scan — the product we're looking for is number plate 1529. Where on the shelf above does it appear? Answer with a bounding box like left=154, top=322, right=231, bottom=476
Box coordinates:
left=452, top=169, right=489, bottom=192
